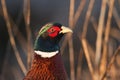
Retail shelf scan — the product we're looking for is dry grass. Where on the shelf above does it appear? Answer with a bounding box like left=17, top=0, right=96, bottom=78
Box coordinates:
left=1, top=0, right=27, bottom=75
left=1, top=0, right=120, bottom=80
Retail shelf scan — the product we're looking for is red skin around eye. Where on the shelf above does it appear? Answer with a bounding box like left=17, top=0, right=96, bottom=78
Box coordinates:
left=47, top=26, right=61, bottom=38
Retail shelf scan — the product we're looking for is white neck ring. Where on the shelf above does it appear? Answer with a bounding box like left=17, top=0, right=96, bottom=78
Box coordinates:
left=34, top=50, right=59, bottom=58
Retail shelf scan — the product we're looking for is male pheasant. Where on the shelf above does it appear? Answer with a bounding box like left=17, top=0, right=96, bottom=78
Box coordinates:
left=24, top=23, right=72, bottom=80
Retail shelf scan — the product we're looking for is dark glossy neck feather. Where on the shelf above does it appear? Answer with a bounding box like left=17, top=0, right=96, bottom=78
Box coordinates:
left=34, top=37, right=60, bottom=52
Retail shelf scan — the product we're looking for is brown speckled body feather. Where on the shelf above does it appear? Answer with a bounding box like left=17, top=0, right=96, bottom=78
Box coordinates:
left=24, top=53, right=68, bottom=80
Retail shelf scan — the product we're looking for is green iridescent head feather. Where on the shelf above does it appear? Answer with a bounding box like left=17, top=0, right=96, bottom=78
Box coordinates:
left=38, top=23, right=53, bottom=37
left=34, top=23, right=53, bottom=50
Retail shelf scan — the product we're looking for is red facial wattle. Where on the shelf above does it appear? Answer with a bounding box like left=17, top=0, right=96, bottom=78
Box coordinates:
left=47, top=26, right=61, bottom=38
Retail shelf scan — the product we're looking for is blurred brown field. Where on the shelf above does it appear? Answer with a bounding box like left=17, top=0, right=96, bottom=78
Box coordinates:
left=0, top=0, right=120, bottom=80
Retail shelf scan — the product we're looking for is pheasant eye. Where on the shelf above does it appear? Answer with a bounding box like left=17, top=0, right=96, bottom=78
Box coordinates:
left=50, top=28, right=55, bottom=32
left=47, top=28, right=56, bottom=34
left=48, top=26, right=61, bottom=33
left=47, top=26, right=61, bottom=38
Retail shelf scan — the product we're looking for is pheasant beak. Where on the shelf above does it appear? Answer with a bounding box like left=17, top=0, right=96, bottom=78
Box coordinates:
left=59, top=26, right=73, bottom=34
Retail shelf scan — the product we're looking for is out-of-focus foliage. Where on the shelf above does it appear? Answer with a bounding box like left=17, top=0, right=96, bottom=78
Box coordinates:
left=0, top=0, right=120, bottom=80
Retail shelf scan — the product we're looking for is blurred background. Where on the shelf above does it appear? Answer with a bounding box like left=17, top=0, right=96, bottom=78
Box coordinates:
left=0, top=0, right=120, bottom=80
